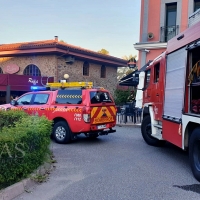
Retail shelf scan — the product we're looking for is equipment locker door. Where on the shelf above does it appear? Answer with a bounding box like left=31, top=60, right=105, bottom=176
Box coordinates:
left=162, top=47, right=187, bottom=148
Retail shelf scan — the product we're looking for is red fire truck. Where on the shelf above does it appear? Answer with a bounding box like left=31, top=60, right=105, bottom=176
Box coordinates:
left=0, top=82, right=117, bottom=144
left=140, top=20, right=200, bottom=181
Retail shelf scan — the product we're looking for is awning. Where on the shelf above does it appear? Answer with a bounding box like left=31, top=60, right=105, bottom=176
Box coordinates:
left=0, top=74, right=8, bottom=85
left=0, top=74, right=54, bottom=91
left=0, top=86, right=6, bottom=91
left=118, top=60, right=152, bottom=87
left=138, top=60, right=152, bottom=72
left=118, top=70, right=139, bottom=86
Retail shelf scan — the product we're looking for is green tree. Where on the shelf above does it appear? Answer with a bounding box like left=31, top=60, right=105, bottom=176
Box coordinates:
left=122, top=54, right=136, bottom=61
left=117, top=55, right=137, bottom=80
left=60, top=40, right=67, bottom=43
left=97, top=49, right=109, bottom=55
left=114, top=89, right=130, bottom=105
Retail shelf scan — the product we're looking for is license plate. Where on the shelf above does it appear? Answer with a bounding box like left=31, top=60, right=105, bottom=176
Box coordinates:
left=97, top=124, right=106, bottom=129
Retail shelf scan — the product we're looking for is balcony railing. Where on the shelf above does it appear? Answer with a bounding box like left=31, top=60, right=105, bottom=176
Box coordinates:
left=160, top=25, right=179, bottom=42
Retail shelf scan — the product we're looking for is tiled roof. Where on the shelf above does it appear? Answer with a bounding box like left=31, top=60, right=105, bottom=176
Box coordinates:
left=0, top=39, right=127, bottom=64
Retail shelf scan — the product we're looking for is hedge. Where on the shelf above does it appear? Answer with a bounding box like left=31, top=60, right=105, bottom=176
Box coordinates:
left=114, top=89, right=131, bottom=106
left=0, top=110, right=52, bottom=189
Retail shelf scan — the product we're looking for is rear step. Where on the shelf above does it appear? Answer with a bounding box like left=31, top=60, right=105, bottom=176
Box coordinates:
left=152, top=124, right=163, bottom=140
left=153, top=124, right=162, bottom=129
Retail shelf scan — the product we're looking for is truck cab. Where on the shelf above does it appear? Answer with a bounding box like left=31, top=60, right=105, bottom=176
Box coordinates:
left=142, top=52, right=166, bottom=121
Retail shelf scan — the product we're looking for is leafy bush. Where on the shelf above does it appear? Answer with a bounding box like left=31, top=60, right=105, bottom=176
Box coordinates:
left=0, top=110, right=28, bottom=130
left=0, top=111, right=52, bottom=189
left=114, top=89, right=131, bottom=105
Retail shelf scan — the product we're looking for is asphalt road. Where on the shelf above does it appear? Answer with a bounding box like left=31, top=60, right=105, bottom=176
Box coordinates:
left=15, top=125, right=200, bottom=200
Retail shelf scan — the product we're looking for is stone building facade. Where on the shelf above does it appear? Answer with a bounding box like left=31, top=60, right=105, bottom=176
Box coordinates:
left=0, top=37, right=127, bottom=103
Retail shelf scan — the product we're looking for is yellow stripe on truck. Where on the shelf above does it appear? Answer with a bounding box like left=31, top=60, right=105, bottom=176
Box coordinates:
left=110, top=106, right=116, bottom=115
left=91, top=107, right=98, bottom=118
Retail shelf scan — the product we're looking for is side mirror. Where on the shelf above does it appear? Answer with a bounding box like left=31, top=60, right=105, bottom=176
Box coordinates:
left=10, top=100, right=17, bottom=106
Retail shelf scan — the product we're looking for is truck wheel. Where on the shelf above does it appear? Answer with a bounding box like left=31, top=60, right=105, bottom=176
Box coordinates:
left=53, top=121, right=71, bottom=144
left=189, top=128, right=200, bottom=182
left=141, top=115, right=165, bottom=147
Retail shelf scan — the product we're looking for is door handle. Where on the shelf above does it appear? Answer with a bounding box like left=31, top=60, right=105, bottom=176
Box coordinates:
left=23, top=107, right=27, bottom=110
left=156, top=94, right=159, bottom=96
left=40, top=108, right=45, bottom=110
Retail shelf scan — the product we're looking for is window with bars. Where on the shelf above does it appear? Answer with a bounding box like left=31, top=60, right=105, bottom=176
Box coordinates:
left=100, top=65, right=106, bottom=78
left=0, top=68, right=3, bottom=74
left=23, top=64, right=41, bottom=76
left=83, top=61, right=89, bottom=76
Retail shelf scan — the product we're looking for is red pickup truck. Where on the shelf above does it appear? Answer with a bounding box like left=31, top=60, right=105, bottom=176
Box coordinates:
left=0, top=87, right=117, bottom=144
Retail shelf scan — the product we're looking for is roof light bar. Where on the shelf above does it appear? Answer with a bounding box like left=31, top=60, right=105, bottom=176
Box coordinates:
left=31, top=86, right=47, bottom=91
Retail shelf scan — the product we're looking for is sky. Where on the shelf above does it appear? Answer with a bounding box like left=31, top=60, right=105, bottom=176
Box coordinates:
left=0, top=0, right=141, bottom=59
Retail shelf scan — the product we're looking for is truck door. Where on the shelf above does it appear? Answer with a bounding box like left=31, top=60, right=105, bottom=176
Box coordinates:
left=152, top=59, right=162, bottom=120
left=30, top=93, right=50, bottom=117
left=90, top=90, right=116, bottom=126
left=14, top=93, right=34, bottom=113
left=143, top=69, right=151, bottom=103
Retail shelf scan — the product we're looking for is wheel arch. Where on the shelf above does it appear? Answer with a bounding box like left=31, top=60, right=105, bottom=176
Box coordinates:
left=52, top=117, right=74, bottom=139
left=53, top=117, right=68, bottom=125
left=184, top=122, right=200, bottom=150
left=142, top=105, right=150, bottom=119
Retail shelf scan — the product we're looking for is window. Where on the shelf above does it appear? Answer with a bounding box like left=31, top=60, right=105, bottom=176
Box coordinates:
left=17, top=94, right=34, bottom=105
left=83, top=61, right=89, bottom=76
left=144, top=69, right=151, bottom=89
left=194, top=0, right=200, bottom=11
left=90, top=91, right=113, bottom=104
left=0, top=68, right=3, bottom=74
left=100, top=65, right=106, bottom=78
left=56, top=90, right=82, bottom=104
left=23, top=64, right=41, bottom=76
left=33, top=94, right=49, bottom=105
left=166, top=3, right=177, bottom=26
left=154, top=63, right=160, bottom=83
left=165, top=3, right=177, bottom=42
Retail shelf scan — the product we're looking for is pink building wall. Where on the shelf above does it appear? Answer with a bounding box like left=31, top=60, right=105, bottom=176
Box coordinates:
left=148, top=0, right=161, bottom=42
left=136, top=0, right=194, bottom=69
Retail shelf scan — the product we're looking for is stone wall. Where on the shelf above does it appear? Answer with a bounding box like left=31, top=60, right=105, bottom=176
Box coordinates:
left=0, top=55, right=118, bottom=96
left=57, top=58, right=117, bottom=95
left=0, top=55, right=57, bottom=78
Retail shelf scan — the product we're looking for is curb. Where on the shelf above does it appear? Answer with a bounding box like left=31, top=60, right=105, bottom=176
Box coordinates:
left=116, top=123, right=141, bottom=128
left=0, top=162, right=53, bottom=200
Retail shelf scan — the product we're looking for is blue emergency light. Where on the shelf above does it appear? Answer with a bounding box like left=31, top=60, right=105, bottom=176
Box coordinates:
left=31, top=86, right=47, bottom=91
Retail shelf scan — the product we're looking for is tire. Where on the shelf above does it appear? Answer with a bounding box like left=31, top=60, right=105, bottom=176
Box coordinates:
left=141, top=115, right=165, bottom=147
left=189, top=128, right=200, bottom=182
left=53, top=121, right=71, bottom=144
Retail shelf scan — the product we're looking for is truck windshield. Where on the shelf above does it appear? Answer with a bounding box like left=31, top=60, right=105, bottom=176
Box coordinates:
left=90, top=91, right=113, bottom=104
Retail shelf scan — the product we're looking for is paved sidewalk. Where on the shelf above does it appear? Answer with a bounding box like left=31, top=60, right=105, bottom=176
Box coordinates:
left=116, top=122, right=141, bottom=127
left=0, top=162, right=53, bottom=200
